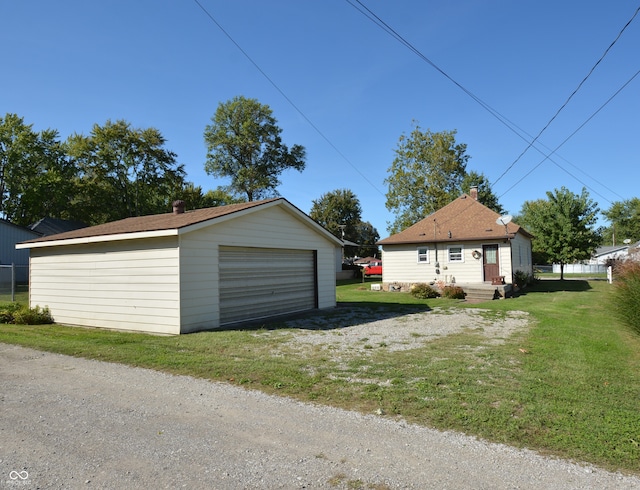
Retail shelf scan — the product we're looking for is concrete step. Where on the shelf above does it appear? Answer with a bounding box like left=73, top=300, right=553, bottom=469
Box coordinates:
left=463, top=288, right=499, bottom=301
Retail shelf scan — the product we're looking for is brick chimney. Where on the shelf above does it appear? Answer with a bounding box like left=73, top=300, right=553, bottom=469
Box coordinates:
left=469, top=186, right=478, bottom=201
left=172, top=200, right=186, bottom=215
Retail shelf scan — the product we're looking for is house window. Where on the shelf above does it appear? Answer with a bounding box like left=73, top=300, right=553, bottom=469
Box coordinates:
left=417, top=246, right=429, bottom=263
left=448, top=246, right=463, bottom=263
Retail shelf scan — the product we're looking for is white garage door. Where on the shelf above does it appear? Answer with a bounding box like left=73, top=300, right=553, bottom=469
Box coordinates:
left=219, top=246, right=317, bottom=325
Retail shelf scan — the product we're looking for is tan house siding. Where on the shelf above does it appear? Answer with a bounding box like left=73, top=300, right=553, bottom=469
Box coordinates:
left=382, top=241, right=516, bottom=286
left=29, top=238, right=181, bottom=334
left=381, top=244, right=434, bottom=284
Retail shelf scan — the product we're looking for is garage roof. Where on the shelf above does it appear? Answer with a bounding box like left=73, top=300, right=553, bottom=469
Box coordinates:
left=17, top=198, right=342, bottom=249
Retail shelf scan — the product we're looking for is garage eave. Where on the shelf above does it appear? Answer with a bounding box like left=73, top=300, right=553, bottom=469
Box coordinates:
left=16, top=229, right=179, bottom=249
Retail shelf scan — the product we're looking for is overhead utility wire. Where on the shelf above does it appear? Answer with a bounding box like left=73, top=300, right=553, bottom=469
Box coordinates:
left=346, top=1, right=590, bottom=187
left=346, top=0, right=534, bottom=144
left=348, top=0, right=638, bottom=203
left=192, top=0, right=385, bottom=196
left=492, top=4, right=640, bottom=186
left=498, top=68, right=640, bottom=203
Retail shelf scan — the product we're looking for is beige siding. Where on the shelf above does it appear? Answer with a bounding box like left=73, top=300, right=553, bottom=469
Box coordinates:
left=179, top=205, right=337, bottom=332
left=382, top=241, right=519, bottom=285
left=29, top=238, right=181, bottom=334
left=509, top=233, right=533, bottom=277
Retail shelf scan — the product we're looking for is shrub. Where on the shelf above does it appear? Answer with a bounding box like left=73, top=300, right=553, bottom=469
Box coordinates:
left=513, top=270, right=535, bottom=288
left=410, top=283, right=440, bottom=299
left=0, top=304, right=54, bottom=325
left=0, top=303, right=21, bottom=323
left=611, top=260, right=640, bottom=335
left=442, top=285, right=466, bottom=299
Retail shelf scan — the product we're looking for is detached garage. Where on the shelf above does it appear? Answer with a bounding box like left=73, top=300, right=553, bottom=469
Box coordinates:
left=17, top=198, right=342, bottom=334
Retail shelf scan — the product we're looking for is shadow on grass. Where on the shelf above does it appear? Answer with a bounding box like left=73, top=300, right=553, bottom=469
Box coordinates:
left=226, top=302, right=432, bottom=332
left=519, top=279, right=593, bottom=295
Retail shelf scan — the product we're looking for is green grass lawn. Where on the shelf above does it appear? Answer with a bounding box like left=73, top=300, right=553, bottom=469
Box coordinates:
left=1, top=279, right=639, bottom=474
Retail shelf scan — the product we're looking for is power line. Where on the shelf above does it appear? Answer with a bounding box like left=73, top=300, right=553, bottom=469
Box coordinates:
left=498, top=68, right=640, bottom=203
left=348, top=0, right=639, bottom=206
left=492, top=4, right=640, bottom=186
left=192, top=0, right=386, bottom=197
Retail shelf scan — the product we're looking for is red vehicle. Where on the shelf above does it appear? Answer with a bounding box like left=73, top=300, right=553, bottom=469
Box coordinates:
left=363, top=261, right=382, bottom=276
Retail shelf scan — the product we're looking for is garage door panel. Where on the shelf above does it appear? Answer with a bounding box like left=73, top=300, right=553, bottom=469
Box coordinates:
left=219, top=246, right=316, bottom=325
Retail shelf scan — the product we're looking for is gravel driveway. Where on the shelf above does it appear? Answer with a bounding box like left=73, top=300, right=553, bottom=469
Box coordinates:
left=1, top=308, right=639, bottom=489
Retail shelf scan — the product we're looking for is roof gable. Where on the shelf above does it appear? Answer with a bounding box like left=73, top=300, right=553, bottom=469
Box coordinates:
left=378, top=194, right=532, bottom=245
left=18, top=198, right=342, bottom=249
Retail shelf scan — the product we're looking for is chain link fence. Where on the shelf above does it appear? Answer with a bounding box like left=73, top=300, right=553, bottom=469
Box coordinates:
left=0, top=264, right=28, bottom=302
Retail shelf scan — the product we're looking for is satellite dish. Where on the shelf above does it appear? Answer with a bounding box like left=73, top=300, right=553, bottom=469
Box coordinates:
left=496, top=215, right=512, bottom=226
left=623, top=239, right=631, bottom=244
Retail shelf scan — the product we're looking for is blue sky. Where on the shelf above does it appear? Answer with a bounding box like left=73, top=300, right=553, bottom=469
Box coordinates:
left=2, top=1, right=638, bottom=239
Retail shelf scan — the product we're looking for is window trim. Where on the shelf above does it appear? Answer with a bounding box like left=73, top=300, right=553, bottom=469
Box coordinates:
left=447, top=245, right=464, bottom=263
left=417, top=246, right=429, bottom=264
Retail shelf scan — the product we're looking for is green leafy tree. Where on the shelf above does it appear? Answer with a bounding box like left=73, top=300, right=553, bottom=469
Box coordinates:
left=519, top=187, right=601, bottom=279
left=66, top=120, right=186, bottom=224
left=309, top=189, right=379, bottom=258
left=352, top=220, right=380, bottom=258
left=602, top=198, right=640, bottom=245
left=0, top=113, right=76, bottom=226
left=204, top=96, right=306, bottom=201
left=461, top=170, right=504, bottom=214
left=385, top=125, right=470, bottom=234
left=179, top=183, right=243, bottom=211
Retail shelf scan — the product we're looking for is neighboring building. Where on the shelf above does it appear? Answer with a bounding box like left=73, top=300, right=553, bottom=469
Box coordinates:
left=29, top=217, right=87, bottom=236
left=588, top=244, right=636, bottom=265
left=17, top=198, right=342, bottom=334
left=0, top=218, right=41, bottom=283
left=377, top=188, right=533, bottom=294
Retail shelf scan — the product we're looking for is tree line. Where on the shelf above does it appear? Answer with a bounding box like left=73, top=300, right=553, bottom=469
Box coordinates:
left=2, top=95, right=636, bottom=265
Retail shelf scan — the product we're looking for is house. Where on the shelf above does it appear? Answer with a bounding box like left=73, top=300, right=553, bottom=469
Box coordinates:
left=29, top=217, right=87, bottom=236
left=17, top=198, right=342, bottom=334
left=377, top=188, right=533, bottom=297
left=589, top=243, right=638, bottom=265
left=0, top=218, right=41, bottom=283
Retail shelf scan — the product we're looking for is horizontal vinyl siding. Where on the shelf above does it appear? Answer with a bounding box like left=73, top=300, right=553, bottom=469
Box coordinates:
left=510, top=233, right=533, bottom=277
left=29, top=238, right=180, bottom=334
left=382, top=242, right=502, bottom=284
left=179, top=206, right=337, bottom=332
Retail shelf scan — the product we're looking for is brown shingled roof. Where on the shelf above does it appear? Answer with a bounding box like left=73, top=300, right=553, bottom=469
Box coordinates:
left=377, top=194, right=531, bottom=245
left=21, top=198, right=281, bottom=244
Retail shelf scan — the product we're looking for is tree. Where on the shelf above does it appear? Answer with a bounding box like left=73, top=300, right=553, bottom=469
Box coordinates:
left=385, top=125, right=470, bottom=234
left=179, top=182, right=243, bottom=211
left=204, top=96, right=306, bottom=201
left=461, top=171, right=504, bottom=214
left=309, top=189, right=379, bottom=258
left=519, top=187, right=601, bottom=279
left=66, top=120, right=186, bottom=224
left=0, top=113, right=76, bottom=226
left=602, top=198, right=640, bottom=245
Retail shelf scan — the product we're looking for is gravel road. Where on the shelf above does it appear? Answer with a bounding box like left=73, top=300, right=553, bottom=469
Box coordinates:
left=1, top=341, right=639, bottom=489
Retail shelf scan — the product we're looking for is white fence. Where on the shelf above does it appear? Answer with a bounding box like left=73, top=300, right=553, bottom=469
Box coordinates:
left=552, top=263, right=606, bottom=274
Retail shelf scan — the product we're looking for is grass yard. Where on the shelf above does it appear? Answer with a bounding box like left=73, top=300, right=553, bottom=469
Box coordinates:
left=1, top=279, right=639, bottom=474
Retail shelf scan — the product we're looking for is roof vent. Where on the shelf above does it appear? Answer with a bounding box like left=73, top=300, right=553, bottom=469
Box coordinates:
left=172, top=200, right=186, bottom=215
